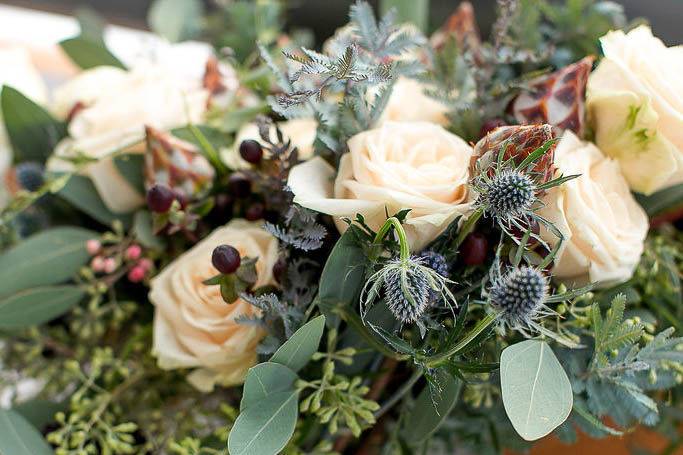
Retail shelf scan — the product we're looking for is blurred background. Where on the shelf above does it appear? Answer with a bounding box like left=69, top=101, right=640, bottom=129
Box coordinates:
left=1, top=0, right=681, bottom=44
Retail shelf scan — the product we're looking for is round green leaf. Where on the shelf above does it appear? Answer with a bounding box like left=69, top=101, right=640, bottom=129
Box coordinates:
left=240, top=362, right=298, bottom=411
left=0, top=227, right=95, bottom=298
left=228, top=390, right=299, bottom=455
left=0, top=285, right=86, bottom=329
left=0, top=408, right=52, bottom=455
left=58, top=175, right=133, bottom=227
left=500, top=340, right=573, bottom=441
left=270, top=315, right=325, bottom=372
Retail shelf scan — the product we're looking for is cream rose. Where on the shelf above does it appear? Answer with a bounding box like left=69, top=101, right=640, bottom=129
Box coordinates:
left=587, top=25, right=683, bottom=195
left=538, top=132, right=648, bottom=286
left=150, top=220, right=278, bottom=392
left=48, top=63, right=210, bottom=213
left=0, top=46, right=48, bottom=208
left=378, top=77, right=449, bottom=126
left=222, top=118, right=317, bottom=170
left=288, top=121, right=473, bottom=251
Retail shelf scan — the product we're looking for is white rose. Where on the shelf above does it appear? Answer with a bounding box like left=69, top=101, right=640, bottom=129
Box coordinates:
left=222, top=118, right=317, bottom=170
left=379, top=77, right=449, bottom=126
left=538, top=132, right=648, bottom=286
left=0, top=46, right=48, bottom=207
left=288, top=121, right=473, bottom=251
left=150, top=220, right=278, bottom=392
left=48, top=63, right=209, bottom=213
left=587, top=25, right=683, bottom=195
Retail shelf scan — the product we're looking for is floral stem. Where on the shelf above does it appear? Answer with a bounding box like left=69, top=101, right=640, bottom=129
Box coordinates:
left=334, top=306, right=410, bottom=361
left=374, top=367, right=423, bottom=419
left=372, top=217, right=411, bottom=262
left=454, top=207, right=483, bottom=249
left=421, top=312, right=498, bottom=368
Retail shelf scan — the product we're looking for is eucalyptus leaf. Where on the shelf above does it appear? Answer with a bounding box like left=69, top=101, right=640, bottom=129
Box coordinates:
left=133, top=210, right=165, bottom=250
left=59, top=37, right=125, bottom=70
left=317, top=229, right=366, bottom=324
left=240, top=362, right=298, bottom=411
left=403, top=368, right=461, bottom=443
left=13, top=399, right=65, bottom=431
left=500, top=340, right=573, bottom=441
left=58, top=174, right=133, bottom=227
left=635, top=183, right=683, bottom=217
left=113, top=153, right=145, bottom=194
left=148, top=0, right=204, bottom=42
left=0, top=408, right=52, bottom=455
left=0, top=285, right=86, bottom=329
left=0, top=86, right=66, bottom=163
left=228, top=390, right=299, bottom=455
left=270, top=315, right=325, bottom=372
left=0, top=227, right=95, bottom=298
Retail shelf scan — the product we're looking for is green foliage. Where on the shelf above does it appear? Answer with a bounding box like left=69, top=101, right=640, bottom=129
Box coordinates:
left=0, top=408, right=53, bottom=455
left=271, top=315, right=326, bottom=372
left=0, top=227, right=94, bottom=297
left=148, top=0, right=204, bottom=43
left=379, top=0, right=429, bottom=32
left=500, top=340, right=573, bottom=441
left=0, top=86, right=67, bottom=163
left=403, top=368, right=462, bottom=443
left=240, top=362, right=298, bottom=411
left=59, top=37, right=125, bottom=70
left=58, top=175, right=134, bottom=227
left=0, top=286, right=86, bottom=330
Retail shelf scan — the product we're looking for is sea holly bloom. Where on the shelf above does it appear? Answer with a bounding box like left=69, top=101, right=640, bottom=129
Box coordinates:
left=144, top=126, right=215, bottom=199
left=512, top=56, right=595, bottom=136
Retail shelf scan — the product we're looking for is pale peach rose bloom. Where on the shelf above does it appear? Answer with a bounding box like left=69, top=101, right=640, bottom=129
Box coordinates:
left=587, top=25, right=683, bottom=195
left=538, top=132, right=648, bottom=286
left=288, top=121, right=474, bottom=251
left=48, top=63, right=209, bottom=214
left=379, top=77, right=450, bottom=126
left=150, top=220, right=278, bottom=392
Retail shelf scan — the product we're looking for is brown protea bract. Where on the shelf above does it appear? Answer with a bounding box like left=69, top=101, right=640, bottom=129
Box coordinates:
left=512, top=56, right=595, bottom=136
left=472, top=124, right=557, bottom=184
left=144, top=126, right=215, bottom=199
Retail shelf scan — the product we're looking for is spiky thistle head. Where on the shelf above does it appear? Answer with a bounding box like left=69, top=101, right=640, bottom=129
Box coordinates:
left=477, top=169, right=536, bottom=222
left=489, top=266, right=549, bottom=327
left=361, top=256, right=456, bottom=324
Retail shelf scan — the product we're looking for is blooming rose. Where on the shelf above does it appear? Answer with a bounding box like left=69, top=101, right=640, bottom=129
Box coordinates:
left=587, top=25, right=683, bottom=195
left=537, top=132, right=648, bottom=286
left=288, top=121, right=474, bottom=251
left=48, top=63, right=209, bottom=213
left=379, top=77, right=450, bottom=126
left=150, top=220, right=278, bottom=392
left=222, top=118, right=317, bottom=170
left=0, top=46, right=47, bottom=208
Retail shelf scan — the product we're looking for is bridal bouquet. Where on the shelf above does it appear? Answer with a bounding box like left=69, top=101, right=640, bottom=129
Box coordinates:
left=1, top=0, right=682, bottom=454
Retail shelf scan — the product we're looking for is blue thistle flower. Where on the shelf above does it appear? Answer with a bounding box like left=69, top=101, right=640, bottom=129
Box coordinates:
left=418, top=251, right=449, bottom=277
left=15, top=162, right=45, bottom=192
left=490, top=266, right=547, bottom=320
left=480, top=169, right=535, bottom=222
left=383, top=258, right=431, bottom=323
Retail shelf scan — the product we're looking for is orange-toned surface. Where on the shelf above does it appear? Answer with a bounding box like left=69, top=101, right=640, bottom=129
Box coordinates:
left=520, top=427, right=683, bottom=455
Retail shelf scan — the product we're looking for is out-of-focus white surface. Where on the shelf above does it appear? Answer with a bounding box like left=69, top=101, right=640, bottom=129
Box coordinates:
left=0, top=4, right=214, bottom=85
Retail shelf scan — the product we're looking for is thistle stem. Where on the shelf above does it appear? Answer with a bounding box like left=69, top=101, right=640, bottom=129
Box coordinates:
left=334, top=306, right=410, bottom=361
left=372, top=217, right=411, bottom=262
left=454, top=208, right=483, bottom=249
left=421, top=312, right=498, bottom=368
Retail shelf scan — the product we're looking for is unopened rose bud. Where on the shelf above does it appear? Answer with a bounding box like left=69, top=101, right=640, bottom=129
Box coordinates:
left=86, top=239, right=101, bottom=255
left=125, top=244, right=142, bottom=261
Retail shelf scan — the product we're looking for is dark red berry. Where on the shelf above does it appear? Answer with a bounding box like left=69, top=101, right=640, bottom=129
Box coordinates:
left=147, top=184, right=175, bottom=213
left=273, top=256, right=287, bottom=284
left=228, top=173, right=251, bottom=198
left=212, top=244, right=241, bottom=274
left=479, top=118, right=507, bottom=139
left=460, top=232, right=489, bottom=266
left=245, top=202, right=265, bottom=221
left=239, top=139, right=264, bottom=164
